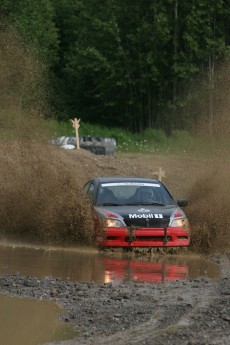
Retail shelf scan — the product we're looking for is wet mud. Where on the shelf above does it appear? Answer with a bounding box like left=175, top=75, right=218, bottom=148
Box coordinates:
left=0, top=253, right=230, bottom=345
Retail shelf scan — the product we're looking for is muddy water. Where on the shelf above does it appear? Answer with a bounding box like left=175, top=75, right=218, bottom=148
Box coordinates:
left=0, top=243, right=221, bottom=345
left=0, top=294, right=77, bottom=345
left=0, top=242, right=220, bottom=283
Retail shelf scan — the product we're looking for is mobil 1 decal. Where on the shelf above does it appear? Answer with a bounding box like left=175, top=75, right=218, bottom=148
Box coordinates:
left=129, top=213, right=163, bottom=219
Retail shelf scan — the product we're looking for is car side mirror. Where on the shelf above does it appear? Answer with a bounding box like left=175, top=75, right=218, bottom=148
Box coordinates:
left=177, top=199, right=188, bottom=207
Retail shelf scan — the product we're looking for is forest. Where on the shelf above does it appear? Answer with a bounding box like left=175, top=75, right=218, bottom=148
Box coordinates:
left=0, top=0, right=230, bottom=135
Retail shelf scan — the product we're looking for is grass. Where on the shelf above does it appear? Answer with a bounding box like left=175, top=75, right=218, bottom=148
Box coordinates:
left=45, top=119, right=230, bottom=159
left=1, top=113, right=229, bottom=159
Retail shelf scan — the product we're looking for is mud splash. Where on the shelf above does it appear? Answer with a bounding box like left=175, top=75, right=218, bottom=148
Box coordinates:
left=0, top=142, right=95, bottom=245
left=188, top=164, right=230, bottom=253
left=0, top=28, right=94, bottom=245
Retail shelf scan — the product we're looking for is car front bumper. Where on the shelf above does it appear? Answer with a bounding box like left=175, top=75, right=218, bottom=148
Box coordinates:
left=96, top=226, right=190, bottom=247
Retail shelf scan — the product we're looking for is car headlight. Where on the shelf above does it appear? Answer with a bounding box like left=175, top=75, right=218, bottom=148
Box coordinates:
left=106, top=219, right=124, bottom=228
left=170, top=218, right=190, bottom=230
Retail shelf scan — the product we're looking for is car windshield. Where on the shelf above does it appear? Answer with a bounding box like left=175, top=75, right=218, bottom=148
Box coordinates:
left=96, top=182, right=175, bottom=206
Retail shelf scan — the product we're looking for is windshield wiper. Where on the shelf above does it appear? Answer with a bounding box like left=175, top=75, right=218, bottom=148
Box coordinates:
left=98, top=203, right=120, bottom=206
left=125, top=202, right=165, bottom=206
left=141, top=202, right=165, bottom=206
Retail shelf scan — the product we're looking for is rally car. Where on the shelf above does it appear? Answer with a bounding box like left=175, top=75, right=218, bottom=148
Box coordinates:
left=83, top=177, right=190, bottom=249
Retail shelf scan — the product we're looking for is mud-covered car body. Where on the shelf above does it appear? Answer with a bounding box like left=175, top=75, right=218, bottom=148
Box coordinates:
left=83, top=177, right=190, bottom=248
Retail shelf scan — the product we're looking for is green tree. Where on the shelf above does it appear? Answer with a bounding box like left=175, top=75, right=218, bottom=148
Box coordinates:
left=1, top=0, right=230, bottom=133
left=53, top=0, right=174, bottom=131
left=176, top=0, right=230, bottom=133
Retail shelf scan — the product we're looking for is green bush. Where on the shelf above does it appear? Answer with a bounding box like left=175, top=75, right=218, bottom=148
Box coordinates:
left=142, top=128, right=167, bottom=143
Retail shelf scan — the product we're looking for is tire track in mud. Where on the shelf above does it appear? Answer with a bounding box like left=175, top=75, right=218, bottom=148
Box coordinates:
left=82, top=298, right=216, bottom=344
left=44, top=272, right=230, bottom=345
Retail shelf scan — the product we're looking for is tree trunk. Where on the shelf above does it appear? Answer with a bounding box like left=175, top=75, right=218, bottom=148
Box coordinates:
left=173, top=0, right=178, bottom=105
left=208, top=53, right=215, bottom=136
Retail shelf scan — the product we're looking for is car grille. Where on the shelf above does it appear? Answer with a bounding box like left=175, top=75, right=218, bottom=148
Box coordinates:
left=134, top=236, right=172, bottom=241
left=124, top=217, right=169, bottom=228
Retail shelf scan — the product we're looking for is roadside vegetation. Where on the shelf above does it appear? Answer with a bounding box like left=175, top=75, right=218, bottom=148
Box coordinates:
left=0, top=1, right=230, bottom=136
left=45, top=119, right=230, bottom=159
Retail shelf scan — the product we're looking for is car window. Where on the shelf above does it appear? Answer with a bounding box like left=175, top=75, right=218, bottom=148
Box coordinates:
left=97, top=183, right=175, bottom=205
left=85, top=183, right=95, bottom=202
left=83, top=182, right=91, bottom=193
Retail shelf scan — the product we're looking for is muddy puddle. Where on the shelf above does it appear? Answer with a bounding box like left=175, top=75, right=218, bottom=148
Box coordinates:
left=0, top=294, right=77, bottom=345
left=0, top=242, right=221, bottom=283
left=0, top=242, right=222, bottom=345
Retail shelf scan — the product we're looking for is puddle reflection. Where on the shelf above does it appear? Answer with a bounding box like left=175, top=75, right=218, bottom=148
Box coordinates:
left=102, top=257, right=188, bottom=283
left=0, top=243, right=220, bottom=283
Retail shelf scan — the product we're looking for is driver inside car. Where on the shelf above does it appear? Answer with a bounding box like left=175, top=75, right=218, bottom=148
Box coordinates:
left=98, top=188, right=117, bottom=204
left=136, top=187, right=154, bottom=202
left=127, top=186, right=155, bottom=203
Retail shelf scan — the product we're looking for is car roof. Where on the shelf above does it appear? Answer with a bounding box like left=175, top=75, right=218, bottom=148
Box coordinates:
left=93, top=176, right=160, bottom=184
